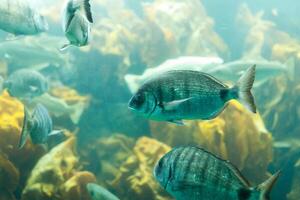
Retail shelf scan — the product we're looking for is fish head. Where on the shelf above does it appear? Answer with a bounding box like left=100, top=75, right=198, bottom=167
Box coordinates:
left=128, top=88, right=157, bottom=117
left=153, top=152, right=173, bottom=189
left=34, top=14, right=49, bottom=33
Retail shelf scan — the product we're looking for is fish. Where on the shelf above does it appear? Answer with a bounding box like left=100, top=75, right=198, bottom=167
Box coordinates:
left=208, top=58, right=294, bottom=86
left=125, top=56, right=224, bottom=93
left=0, top=0, right=48, bottom=36
left=61, top=0, right=94, bottom=51
left=30, top=93, right=86, bottom=124
left=18, top=104, right=63, bottom=149
left=128, top=65, right=256, bottom=125
left=0, top=69, right=48, bottom=100
left=0, top=35, right=72, bottom=71
left=86, top=183, right=120, bottom=200
left=154, top=146, right=281, bottom=200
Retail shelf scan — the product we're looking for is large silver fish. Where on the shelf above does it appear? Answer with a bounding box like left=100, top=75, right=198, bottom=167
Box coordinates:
left=128, top=65, right=256, bottom=125
left=87, top=183, right=120, bottom=200
left=208, top=58, right=294, bottom=86
left=0, top=69, right=48, bottom=100
left=0, top=0, right=48, bottom=35
left=125, top=56, right=224, bottom=93
left=31, top=93, right=86, bottom=124
left=154, top=146, right=280, bottom=200
left=61, top=0, right=93, bottom=51
left=18, top=104, right=63, bottom=149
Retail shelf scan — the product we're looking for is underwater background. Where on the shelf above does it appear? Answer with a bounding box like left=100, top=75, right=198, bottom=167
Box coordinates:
left=0, top=0, right=299, bottom=199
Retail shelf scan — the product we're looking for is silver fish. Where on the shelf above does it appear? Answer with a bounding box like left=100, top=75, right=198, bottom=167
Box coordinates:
left=128, top=65, right=256, bottom=125
left=0, top=69, right=48, bottom=100
left=0, top=0, right=48, bottom=35
left=19, top=104, right=63, bottom=149
left=87, top=183, right=120, bottom=200
left=208, top=58, right=294, bottom=86
left=61, top=0, right=93, bottom=51
left=154, top=146, right=280, bottom=200
left=125, top=56, right=224, bottom=93
left=31, top=93, right=86, bottom=124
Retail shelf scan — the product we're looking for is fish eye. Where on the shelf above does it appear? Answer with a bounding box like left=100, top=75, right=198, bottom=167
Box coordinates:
left=133, top=93, right=145, bottom=107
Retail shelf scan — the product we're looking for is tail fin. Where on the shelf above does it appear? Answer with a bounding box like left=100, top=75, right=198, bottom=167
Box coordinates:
left=124, top=74, right=142, bottom=94
left=257, top=171, right=281, bottom=200
left=18, top=107, right=31, bottom=149
left=69, top=102, right=85, bottom=124
left=235, top=65, right=256, bottom=113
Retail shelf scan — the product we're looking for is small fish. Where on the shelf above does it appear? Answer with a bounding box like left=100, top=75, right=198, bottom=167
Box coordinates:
left=154, top=146, right=280, bottom=200
left=0, top=69, right=48, bottom=100
left=125, top=56, right=224, bottom=93
left=128, top=65, right=256, bottom=125
left=0, top=0, right=48, bottom=35
left=86, top=183, right=120, bottom=200
left=61, top=0, right=94, bottom=51
left=31, top=93, right=86, bottom=124
left=18, top=104, right=63, bottom=149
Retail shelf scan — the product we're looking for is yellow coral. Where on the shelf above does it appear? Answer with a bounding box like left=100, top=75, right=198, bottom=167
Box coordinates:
left=111, top=137, right=172, bottom=200
left=50, top=86, right=90, bottom=105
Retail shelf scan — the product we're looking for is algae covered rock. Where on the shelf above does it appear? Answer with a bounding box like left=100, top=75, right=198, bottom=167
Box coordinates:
left=111, top=137, right=172, bottom=200
left=151, top=101, right=273, bottom=184
left=21, top=137, right=78, bottom=200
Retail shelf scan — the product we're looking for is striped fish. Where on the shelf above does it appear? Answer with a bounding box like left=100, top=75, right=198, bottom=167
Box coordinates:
left=128, top=65, right=256, bottom=125
left=154, top=146, right=280, bottom=200
left=60, top=0, right=94, bottom=51
left=18, top=104, right=63, bottom=149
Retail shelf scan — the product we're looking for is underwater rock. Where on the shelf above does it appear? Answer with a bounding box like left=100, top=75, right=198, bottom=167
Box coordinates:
left=111, top=137, right=172, bottom=200
left=60, top=171, right=96, bottom=200
left=151, top=101, right=273, bottom=184
left=21, top=137, right=78, bottom=200
left=79, top=134, right=135, bottom=184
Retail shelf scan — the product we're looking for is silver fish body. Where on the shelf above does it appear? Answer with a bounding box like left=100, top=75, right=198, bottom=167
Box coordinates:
left=154, top=146, right=280, bottom=200
left=61, top=0, right=93, bottom=50
left=87, top=183, right=120, bottom=200
left=128, top=66, right=256, bottom=124
left=18, top=104, right=63, bottom=148
left=0, top=0, right=48, bottom=35
left=2, top=69, right=48, bottom=100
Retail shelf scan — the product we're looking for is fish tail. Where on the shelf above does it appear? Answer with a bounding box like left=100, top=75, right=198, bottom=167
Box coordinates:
left=18, top=106, right=31, bottom=149
left=235, top=65, right=256, bottom=113
left=256, top=171, right=281, bottom=200
left=70, top=102, right=85, bottom=124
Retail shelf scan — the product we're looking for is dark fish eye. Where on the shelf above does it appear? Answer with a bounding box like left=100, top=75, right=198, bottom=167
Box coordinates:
left=133, top=93, right=145, bottom=107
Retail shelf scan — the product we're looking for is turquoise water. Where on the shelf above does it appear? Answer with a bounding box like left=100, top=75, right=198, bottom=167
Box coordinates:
left=0, top=0, right=299, bottom=200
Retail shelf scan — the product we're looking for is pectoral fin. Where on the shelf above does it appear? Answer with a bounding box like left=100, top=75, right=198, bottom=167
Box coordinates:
left=163, top=98, right=192, bottom=111
left=59, top=44, right=72, bottom=51
left=167, top=120, right=185, bottom=126
left=29, top=85, right=38, bottom=92
left=48, top=130, right=64, bottom=137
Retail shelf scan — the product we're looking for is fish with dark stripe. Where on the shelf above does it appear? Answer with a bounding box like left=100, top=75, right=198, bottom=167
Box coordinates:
left=128, top=65, right=257, bottom=125
left=154, top=146, right=280, bottom=200
left=61, top=0, right=94, bottom=51
left=18, top=104, right=63, bottom=149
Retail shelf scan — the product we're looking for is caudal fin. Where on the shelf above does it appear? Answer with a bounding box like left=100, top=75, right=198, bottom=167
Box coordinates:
left=235, top=65, right=256, bottom=113
left=18, top=107, right=31, bottom=149
left=257, top=171, right=281, bottom=200
left=70, top=102, right=85, bottom=124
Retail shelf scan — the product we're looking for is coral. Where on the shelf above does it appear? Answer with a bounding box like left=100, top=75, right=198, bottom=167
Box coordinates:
left=151, top=101, right=273, bottom=184
left=21, top=137, right=78, bottom=200
left=50, top=86, right=90, bottom=105
left=111, top=137, right=172, bottom=200
left=0, top=92, right=45, bottom=198
left=59, top=171, right=96, bottom=200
